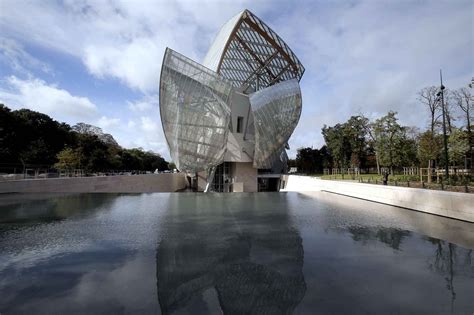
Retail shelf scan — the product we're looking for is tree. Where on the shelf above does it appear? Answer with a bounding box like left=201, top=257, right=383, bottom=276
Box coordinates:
left=344, top=116, right=369, bottom=169
left=75, top=133, right=112, bottom=172
left=168, top=162, right=177, bottom=171
left=0, top=104, right=171, bottom=173
left=372, top=111, right=412, bottom=173
left=72, top=122, right=119, bottom=147
left=452, top=88, right=472, bottom=134
left=452, top=87, right=473, bottom=168
left=418, top=86, right=441, bottom=134
left=418, top=131, right=442, bottom=168
left=0, top=104, right=20, bottom=163
left=448, top=128, right=469, bottom=167
left=54, top=148, right=81, bottom=171
left=363, top=117, right=381, bottom=174
left=322, top=124, right=351, bottom=168
left=295, top=146, right=332, bottom=174
left=319, top=145, right=333, bottom=169
left=0, top=106, right=74, bottom=167
left=443, top=89, right=456, bottom=134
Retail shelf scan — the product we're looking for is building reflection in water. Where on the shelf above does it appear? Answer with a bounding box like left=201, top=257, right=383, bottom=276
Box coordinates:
left=156, top=194, right=306, bottom=314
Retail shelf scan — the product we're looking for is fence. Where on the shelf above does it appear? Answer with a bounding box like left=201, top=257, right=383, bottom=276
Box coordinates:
left=358, top=176, right=473, bottom=193
left=403, top=167, right=419, bottom=176
left=0, top=165, right=163, bottom=181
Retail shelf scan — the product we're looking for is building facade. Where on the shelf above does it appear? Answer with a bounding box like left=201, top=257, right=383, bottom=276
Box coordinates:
left=159, top=9, right=305, bottom=192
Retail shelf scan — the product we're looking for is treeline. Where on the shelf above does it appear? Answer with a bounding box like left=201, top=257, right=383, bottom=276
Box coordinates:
left=0, top=104, right=170, bottom=173
left=292, top=85, right=473, bottom=174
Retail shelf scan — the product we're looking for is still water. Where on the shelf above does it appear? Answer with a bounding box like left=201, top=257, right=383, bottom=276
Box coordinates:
left=0, top=192, right=473, bottom=314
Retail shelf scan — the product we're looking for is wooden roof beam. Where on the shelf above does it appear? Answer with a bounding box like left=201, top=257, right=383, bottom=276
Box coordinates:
left=234, top=34, right=276, bottom=82
left=242, top=49, right=279, bottom=86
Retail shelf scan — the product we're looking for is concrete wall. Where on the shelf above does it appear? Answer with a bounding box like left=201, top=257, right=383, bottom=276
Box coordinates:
left=281, top=175, right=474, bottom=222
left=233, top=162, right=257, bottom=192
left=196, top=162, right=258, bottom=192
left=197, top=171, right=207, bottom=192
left=0, top=173, right=187, bottom=193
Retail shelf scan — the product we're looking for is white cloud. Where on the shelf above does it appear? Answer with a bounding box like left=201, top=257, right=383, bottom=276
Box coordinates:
left=97, top=116, right=121, bottom=129
left=0, top=0, right=471, bottom=159
left=140, top=116, right=159, bottom=133
left=277, top=0, right=473, bottom=156
left=0, top=76, right=98, bottom=122
left=127, top=96, right=157, bottom=112
left=0, top=0, right=256, bottom=93
left=0, top=38, right=52, bottom=76
left=127, top=120, right=136, bottom=128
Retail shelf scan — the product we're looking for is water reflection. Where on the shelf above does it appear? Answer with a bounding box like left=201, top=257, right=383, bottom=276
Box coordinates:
left=156, top=193, right=306, bottom=314
left=348, top=226, right=411, bottom=250
left=425, top=238, right=474, bottom=313
left=0, top=193, right=164, bottom=314
left=344, top=224, right=474, bottom=314
left=0, top=193, right=117, bottom=223
left=1, top=192, right=473, bottom=314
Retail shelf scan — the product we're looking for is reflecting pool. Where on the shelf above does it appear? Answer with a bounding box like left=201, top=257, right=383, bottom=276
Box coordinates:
left=0, top=192, right=473, bottom=314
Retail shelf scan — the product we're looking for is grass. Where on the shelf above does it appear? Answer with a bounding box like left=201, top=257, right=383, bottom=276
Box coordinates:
left=318, top=173, right=402, bottom=181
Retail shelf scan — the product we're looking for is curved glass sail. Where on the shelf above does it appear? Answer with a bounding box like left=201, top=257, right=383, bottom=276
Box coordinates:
left=203, top=10, right=305, bottom=92
left=160, top=48, right=233, bottom=173
left=249, top=79, right=302, bottom=168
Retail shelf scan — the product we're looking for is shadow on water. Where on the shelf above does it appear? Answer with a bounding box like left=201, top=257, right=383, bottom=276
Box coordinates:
left=155, top=193, right=306, bottom=314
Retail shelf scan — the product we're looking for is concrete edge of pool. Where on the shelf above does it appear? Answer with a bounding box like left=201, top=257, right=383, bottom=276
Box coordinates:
left=0, top=173, right=472, bottom=223
left=281, top=175, right=474, bottom=223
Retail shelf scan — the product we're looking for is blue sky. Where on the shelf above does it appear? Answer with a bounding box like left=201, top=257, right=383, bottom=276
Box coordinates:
left=0, top=0, right=472, bottom=160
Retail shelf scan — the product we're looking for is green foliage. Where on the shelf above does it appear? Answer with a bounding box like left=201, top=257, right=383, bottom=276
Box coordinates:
left=345, top=116, right=370, bottom=168
left=0, top=104, right=74, bottom=165
left=417, top=131, right=442, bottom=167
left=371, top=111, right=417, bottom=170
left=54, top=148, right=81, bottom=170
left=0, top=104, right=170, bottom=172
left=119, top=148, right=168, bottom=171
left=322, top=115, right=371, bottom=169
left=295, top=146, right=332, bottom=174
left=448, top=128, right=469, bottom=166
left=321, top=123, right=351, bottom=168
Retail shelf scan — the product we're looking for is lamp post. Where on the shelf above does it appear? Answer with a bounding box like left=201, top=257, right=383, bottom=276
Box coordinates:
left=437, top=70, right=449, bottom=180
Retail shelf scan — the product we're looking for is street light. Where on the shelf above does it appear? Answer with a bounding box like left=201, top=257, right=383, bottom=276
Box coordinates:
left=437, top=70, right=449, bottom=180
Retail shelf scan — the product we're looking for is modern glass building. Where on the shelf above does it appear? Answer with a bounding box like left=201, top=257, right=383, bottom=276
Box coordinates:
left=159, top=9, right=304, bottom=192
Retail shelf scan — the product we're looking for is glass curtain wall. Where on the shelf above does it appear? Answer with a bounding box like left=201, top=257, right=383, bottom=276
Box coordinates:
left=160, top=48, right=233, bottom=173
left=249, top=79, right=302, bottom=169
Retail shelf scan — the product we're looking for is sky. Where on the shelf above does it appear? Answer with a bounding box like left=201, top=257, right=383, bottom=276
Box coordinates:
left=0, top=0, right=472, bottom=160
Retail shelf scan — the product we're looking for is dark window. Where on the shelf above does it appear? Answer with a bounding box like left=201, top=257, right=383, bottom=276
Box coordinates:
left=237, top=116, right=244, bottom=133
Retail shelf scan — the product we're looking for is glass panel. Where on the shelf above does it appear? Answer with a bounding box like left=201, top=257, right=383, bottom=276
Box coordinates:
left=211, top=162, right=231, bottom=192
left=249, top=79, right=302, bottom=169
left=160, top=48, right=233, bottom=173
left=203, top=10, right=305, bottom=91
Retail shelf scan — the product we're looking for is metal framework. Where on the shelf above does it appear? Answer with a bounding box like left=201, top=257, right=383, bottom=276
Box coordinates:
left=203, top=10, right=305, bottom=92
left=160, top=48, right=232, bottom=173
left=250, top=79, right=302, bottom=168
left=159, top=9, right=305, bottom=187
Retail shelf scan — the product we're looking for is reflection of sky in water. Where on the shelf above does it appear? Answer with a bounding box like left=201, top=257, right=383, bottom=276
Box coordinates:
left=0, top=192, right=473, bottom=314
